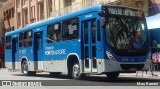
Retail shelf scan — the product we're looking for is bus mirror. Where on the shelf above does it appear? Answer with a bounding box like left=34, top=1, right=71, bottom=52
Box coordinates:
left=157, top=44, right=160, bottom=49
left=101, top=17, right=106, bottom=27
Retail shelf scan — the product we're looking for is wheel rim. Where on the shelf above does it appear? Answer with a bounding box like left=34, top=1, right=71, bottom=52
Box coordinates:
left=73, top=64, right=80, bottom=78
left=23, top=63, right=28, bottom=74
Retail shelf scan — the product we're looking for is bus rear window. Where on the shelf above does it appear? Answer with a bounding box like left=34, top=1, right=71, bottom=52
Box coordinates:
left=5, top=36, right=11, bottom=49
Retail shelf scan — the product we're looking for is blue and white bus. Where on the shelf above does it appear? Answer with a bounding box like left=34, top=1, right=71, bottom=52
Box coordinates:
left=5, top=5, right=150, bottom=79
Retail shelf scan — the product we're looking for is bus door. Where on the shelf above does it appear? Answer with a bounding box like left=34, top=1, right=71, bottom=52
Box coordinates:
left=82, top=19, right=98, bottom=73
left=34, top=31, right=43, bottom=70
left=12, top=38, right=18, bottom=70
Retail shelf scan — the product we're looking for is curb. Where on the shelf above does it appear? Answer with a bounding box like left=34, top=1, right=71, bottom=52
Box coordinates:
left=120, top=73, right=159, bottom=77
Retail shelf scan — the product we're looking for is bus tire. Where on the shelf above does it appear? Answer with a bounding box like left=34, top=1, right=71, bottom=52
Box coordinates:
left=72, top=63, right=83, bottom=80
left=22, top=61, right=36, bottom=76
left=106, top=72, right=120, bottom=79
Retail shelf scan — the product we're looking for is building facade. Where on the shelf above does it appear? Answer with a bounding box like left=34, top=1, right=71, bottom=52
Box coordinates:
left=2, top=0, right=15, bottom=33
left=0, top=0, right=5, bottom=38
left=14, top=0, right=149, bottom=29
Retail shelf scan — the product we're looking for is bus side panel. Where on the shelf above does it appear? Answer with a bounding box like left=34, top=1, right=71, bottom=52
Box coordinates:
left=19, top=48, right=34, bottom=71
left=5, top=50, right=12, bottom=69
left=43, top=41, right=81, bottom=73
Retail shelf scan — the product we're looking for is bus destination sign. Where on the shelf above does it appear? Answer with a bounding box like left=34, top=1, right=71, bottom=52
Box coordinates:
left=108, top=7, right=143, bottom=17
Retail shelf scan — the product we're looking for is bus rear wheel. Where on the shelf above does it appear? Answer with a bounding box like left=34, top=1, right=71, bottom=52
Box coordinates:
left=22, top=61, right=36, bottom=76
left=106, top=72, right=120, bottom=79
left=72, top=63, right=84, bottom=80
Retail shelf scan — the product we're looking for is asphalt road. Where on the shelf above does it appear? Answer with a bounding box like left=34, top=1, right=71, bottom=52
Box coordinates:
left=0, top=68, right=160, bottom=89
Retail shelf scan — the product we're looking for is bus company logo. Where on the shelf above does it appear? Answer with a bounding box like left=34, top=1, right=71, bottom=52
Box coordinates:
left=2, top=81, right=12, bottom=86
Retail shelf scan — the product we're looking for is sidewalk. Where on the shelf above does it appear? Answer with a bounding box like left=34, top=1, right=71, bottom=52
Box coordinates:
left=0, top=68, right=20, bottom=72
left=0, top=68, right=8, bottom=72
left=120, top=71, right=160, bottom=78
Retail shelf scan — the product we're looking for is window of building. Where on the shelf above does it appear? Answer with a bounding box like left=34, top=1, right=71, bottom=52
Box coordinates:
left=30, top=6, right=35, bottom=19
left=17, top=12, right=21, bottom=27
left=38, top=2, right=44, bottom=20
left=6, top=10, right=9, bottom=19
left=65, top=0, right=72, bottom=7
left=17, top=0, right=20, bottom=7
left=23, top=9, right=28, bottom=26
left=62, top=17, right=79, bottom=41
left=47, top=23, right=61, bottom=43
left=9, top=9, right=11, bottom=19
left=30, top=6, right=35, bottom=23
left=3, top=12, right=6, bottom=20
left=5, top=36, right=11, bottom=49
left=11, top=8, right=14, bottom=17
left=22, top=0, right=28, bottom=5
left=48, top=0, right=52, bottom=17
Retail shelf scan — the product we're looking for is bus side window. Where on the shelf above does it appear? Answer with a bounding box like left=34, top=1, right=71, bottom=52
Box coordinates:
left=5, top=36, right=11, bottom=49
left=47, top=23, right=61, bottom=43
left=62, top=17, right=79, bottom=41
left=19, top=33, right=24, bottom=47
left=24, top=31, right=32, bottom=47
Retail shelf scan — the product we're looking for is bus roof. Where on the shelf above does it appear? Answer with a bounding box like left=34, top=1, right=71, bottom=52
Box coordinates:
left=5, top=5, right=102, bottom=36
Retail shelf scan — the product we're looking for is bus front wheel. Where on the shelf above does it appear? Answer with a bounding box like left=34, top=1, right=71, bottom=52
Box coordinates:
left=106, top=72, right=120, bottom=79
